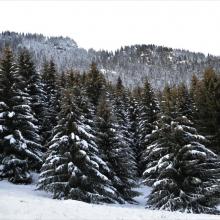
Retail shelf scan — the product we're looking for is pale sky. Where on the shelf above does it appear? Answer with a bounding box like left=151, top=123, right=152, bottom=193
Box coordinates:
left=0, top=0, right=220, bottom=55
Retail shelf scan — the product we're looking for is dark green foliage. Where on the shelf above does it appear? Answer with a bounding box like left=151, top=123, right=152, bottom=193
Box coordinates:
left=41, top=60, right=60, bottom=144
left=128, top=94, right=140, bottom=168
left=143, top=81, right=220, bottom=214
left=145, top=115, right=220, bottom=214
left=96, top=93, right=139, bottom=203
left=85, top=62, right=106, bottom=107
left=138, top=79, right=160, bottom=174
left=176, top=83, right=196, bottom=120
left=190, top=68, right=220, bottom=153
left=0, top=48, right=43, bottom=183
left=142, top=115, right=175, bottom=186
left=143, top=83, right=220, bottom=214
left=17, top=49, right=45, bottom=148
left=38, top=84, right=119, bottom=203
left=112, top=77, right=137, bottom=178
left=161, top=85, right=177, bottom=118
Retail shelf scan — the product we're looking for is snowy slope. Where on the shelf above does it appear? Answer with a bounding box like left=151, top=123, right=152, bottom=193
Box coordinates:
left=0, top=178, right=220, bottom=220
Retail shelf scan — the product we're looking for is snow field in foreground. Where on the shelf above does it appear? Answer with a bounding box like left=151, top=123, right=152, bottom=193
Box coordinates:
left=0, top=179, right=220, bottom=220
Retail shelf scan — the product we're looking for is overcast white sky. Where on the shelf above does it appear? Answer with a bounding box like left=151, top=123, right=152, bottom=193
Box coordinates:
left=0, top=0, right=219, bottom=55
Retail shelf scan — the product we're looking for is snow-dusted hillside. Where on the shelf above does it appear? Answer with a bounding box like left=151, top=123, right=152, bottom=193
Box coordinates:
left=0, top=177, right=219, bottom=220
left=0, top=31, right=220, bottom=89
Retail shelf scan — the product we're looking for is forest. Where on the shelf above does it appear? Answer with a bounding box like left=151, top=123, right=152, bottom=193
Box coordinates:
left=0, top=47, right=220, bottom=214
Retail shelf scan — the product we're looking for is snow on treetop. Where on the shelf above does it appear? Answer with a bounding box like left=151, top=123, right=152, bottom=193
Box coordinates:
left=104, top=186, right=115, bottom=195
left=8, top=111, right=15, bottom=118
left=0, top=101, right=7, bottom=106
left=190, top=177, right=202, bottom=185
left=21, top=143, right=27, bottom=149
left=190, top=150, right=207, bottom=158
left=71, top=132, right=80, bottom=141
left=71, top=132, right=75, bottom=140
left=153, top=178, right=171, bottom=188
left=143, top=166, right=157, bottom=175
left=176, top=125, right=183, bottom=131
left=80, top=140, right=89, bottom=150
left=0, top=125, right=4, bottom=132
left=4, top=134, right=16, bottom=144
left=78, top=150, right=87, bottom=157
left=0, top=112, right=5, bottom=118
left=78, top=125, right=94, bottom=139
left=60, top=135, right=69, bottom=143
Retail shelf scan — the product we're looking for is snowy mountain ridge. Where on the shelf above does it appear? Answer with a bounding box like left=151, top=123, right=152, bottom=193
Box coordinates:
left=0, top=31, right=220, bottom=88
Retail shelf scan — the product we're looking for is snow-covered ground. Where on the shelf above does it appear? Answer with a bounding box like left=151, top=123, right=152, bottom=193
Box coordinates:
left=0, top=176, right=219, bottom=220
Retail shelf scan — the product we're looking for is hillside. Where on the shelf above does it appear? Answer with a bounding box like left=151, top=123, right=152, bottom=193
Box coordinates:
left=0, top=31, right=220, bottom=88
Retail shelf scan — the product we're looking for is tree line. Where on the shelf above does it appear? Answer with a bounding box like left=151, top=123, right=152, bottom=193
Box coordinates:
left=0, top=47, right=220, bottom=214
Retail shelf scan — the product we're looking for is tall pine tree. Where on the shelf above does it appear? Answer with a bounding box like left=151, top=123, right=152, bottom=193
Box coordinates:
left=190, top=69, right=220, bottom=153
left=145, top=115, right=220, bottom=214
left=38, top=81, right=119, bottom=203
left=17, top=48, right=45, bottom=149
left=143, top=84, right=220, bottom=214
left=85, top=62, right=106, bottom=108
left=138, top=79, right=160, bottom=174
left=0, top=48, right=43, bottom=183
left=96, top=92, right=139, bottom=203
left=112, top=77, right=137, bottom=178
left=41, top=60, right=60, bottom=144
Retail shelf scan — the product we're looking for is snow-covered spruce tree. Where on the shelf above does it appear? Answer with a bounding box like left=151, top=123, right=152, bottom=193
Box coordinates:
left=0, top=48, right=43, bottom=183
left=58, top=71, right=67, bottom=90
left=128, top=92, right=141, bottom=170
left=95, top=93, right=139, bottom=203
left=142, top=114, right=175, bottom=186
left=161, top=85, right=178, bottom=118
left=38, top=84, right=119, bottom=203
left=176, top=83, right=196, bottom=120
left=112, top=77, right=137, bottom=178
left=17, top=49, right=46, bottom=148
left=70, top=71, right=127, bottom=203
left=85, top=62, right=106, bottom=108
left=141, top=115, right=172, bottom=187
left=143, top=85, right=220, bottom=213
left=190, top=69, right=220, bottom=154
left=138, top=79, right=160, bottom=174
left=142, top=85, right=194, bottom=186
left=41, top=60, right=60, bottom=144
left=145, top=115, right=220, bottom=214
left=66, top=70, right=96, bottom=129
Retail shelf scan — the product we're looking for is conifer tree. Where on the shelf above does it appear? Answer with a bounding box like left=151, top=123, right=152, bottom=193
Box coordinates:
left=112, top=77, right=137, bottom=177
left=143, top=84, right=220, bottom=213
left=145, top=115, right=220, bottom=214
left=176, top=83, right=196, bottom=120
left=190, top=69, right=220, bottom=153
left=85, top=62, right=106, bottom=107
left=190, top=74, right=199, bottom=98
left=0, top=48, right=43, bottom=183
left=17, top=49, right=45, bottom=147
left=143, top=84, right=199, bottom=186
left=41, top=60, right=59, bottom=144
left=96, top=93, right=138, bottom=203
left=38, top=82, right=119, bottom=203
left=161, top=85, right=177, bottom=118
left=142, top=114, right=174, bottom=186
left=138, top=79, right=159, bottom=174
left=128, top=93, right=140, bottom=167
left=202, top=69, right=220, bottom=151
